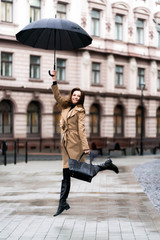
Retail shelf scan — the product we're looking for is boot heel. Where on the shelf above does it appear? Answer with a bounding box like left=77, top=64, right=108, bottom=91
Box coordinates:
left=53, top=203, right=70, bottom=217
left=65, top=205, right=70, bottom=210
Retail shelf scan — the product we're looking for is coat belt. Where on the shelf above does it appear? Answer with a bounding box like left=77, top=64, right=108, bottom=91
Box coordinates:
left=62, top=127, right=77, bottom=147
left=62, top=127, right=69, bottom=147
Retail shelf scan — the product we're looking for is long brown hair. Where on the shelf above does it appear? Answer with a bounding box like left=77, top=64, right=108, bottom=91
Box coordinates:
left=61, top=88, right=85, bottom=109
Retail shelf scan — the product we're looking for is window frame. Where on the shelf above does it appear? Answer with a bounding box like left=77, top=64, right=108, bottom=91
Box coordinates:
left=137, top=67, right=145, bottom=88
left=89, top=104, right=100, bottom=136
left=92, top=62, right=100, bottom=85
left=115, top=65, right=123, bottom=86
left=53, top=104, right=61, bottom=136
left=30, top=0, right=41, bottom=23
left=1, top=0, right=13, bottom=23
left=57, top=58, right=66, bottom=82
left=136, top=18, right=144, bottom=44
left=136, top=106, right=145, bottom=137
left=27, top=101, right=41, bottom=136
left=157, top=70, right=160, bottom=90
left=158, top=29, right=160, bottom=48
left=157, top=107, right=160, bottom=136
left=0, top=100, right=12, bottom=136
left=114, top=105, right=124, bottom=137
left=1, top=52, right=12, bottom=77
left=30, top=55, right=40, bottom=79
left=115, top=14, right=123, bottom=41
left=57, top=2, right=67, bottom=19
left=91, top=9, right=100, bottom=37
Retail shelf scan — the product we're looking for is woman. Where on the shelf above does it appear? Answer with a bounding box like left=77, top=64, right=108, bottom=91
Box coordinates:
left=51, top=70, right=119, bottom=217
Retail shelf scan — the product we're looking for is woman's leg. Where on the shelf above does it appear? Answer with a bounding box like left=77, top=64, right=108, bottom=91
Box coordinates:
left=96, top=158, right=119, bottom=174
left=53, top=168, right=71, bottom=217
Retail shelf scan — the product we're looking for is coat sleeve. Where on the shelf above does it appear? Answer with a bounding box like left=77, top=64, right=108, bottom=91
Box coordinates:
left=51, top=84, right=63, bottom=106
left=77, top=110, right=90, bottom=151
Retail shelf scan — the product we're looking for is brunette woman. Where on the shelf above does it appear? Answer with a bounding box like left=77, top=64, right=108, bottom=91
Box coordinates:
left=51, top=70, right=119, bottom=216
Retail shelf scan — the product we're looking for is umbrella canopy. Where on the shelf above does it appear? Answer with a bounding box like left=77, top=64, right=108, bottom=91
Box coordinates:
left=16, top=18, right=92, bottom=75
left=16, top=18, right=92, bottom=50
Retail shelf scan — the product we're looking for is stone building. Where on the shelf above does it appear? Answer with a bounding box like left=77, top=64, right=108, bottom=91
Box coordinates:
left=0, top=0, right=160, bottom=153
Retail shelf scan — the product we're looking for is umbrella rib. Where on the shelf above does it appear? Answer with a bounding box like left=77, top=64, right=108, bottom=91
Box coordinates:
left=67, top=31, right=81, bottom=50
left=46, top=29, right=53, bottom=50
left=16, top=18, right=92, bottom=51
left=32, top=28, right=46, bottom=48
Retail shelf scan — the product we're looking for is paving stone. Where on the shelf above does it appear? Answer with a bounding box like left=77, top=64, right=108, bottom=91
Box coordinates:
left=0, top=155, right=160, bottom=240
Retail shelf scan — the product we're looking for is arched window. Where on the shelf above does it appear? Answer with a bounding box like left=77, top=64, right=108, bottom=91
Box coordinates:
left=136, top=107, right=142, bottom=136
left=136, top=106, right=145, bottom=137
left=0, top=100, right=12, bottom=135
left=114, top=105, right=123, bottom=136
left=27, top=101, right=40, bottom=135
left=157, top=107, right=160, bottom=136
left=53, top=104, right=61, bottom=136
left=89, top=104, right=100, bottom=136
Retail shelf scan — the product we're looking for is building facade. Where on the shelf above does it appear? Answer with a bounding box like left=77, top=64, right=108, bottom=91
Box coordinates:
left=1, top=0, right=160, bottom=152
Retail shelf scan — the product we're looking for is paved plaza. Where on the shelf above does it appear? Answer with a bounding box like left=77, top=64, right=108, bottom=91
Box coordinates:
left=0, top=154, right=160, bottom=240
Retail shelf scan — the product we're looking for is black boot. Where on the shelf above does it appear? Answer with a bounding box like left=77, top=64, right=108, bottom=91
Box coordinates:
left=53, top=179, right=70, bottom=216
left=54, top=169, right=71, bottom=217
left=98, top=159, right=119, bottom=174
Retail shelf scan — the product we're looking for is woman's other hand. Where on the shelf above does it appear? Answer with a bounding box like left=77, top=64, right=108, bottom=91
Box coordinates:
left=84, top=149, right=90, bottom=155
left=52, top=70, right=57, bottom=81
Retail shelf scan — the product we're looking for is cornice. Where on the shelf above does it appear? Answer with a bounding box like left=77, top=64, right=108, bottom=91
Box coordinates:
left=0, top=85, right=160, bottom=101
left=0, top=34, right=17, bottom=41
left=1, top=34, right=160, bottom=62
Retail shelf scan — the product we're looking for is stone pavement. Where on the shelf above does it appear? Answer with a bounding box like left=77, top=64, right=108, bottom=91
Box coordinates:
left=0, top=154, right=160, bottom=240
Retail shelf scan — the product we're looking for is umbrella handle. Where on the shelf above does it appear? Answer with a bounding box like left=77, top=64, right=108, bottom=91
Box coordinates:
left=48, top=70, right=54, bottom=77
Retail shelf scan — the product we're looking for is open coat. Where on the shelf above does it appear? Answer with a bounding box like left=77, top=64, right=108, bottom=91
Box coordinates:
left=51, top=84, right=89, bottom=168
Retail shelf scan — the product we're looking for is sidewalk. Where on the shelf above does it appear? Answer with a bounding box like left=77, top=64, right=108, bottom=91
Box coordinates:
left=0, top=155, right=160, bottom=240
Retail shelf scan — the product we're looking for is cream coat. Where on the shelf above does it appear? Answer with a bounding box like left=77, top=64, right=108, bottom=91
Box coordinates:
left=51, top=84, right=89, bottom=168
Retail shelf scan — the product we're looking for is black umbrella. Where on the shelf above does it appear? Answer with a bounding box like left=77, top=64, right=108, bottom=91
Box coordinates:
left=16, top=18, right=92, bottom=76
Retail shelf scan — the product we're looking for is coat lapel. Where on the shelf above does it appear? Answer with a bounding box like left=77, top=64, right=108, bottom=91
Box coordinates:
left=67, top=106, right=83, bottom=119
left=62, top=108, right=70, bottom=121
left=61, top=106, right=83, bottom=123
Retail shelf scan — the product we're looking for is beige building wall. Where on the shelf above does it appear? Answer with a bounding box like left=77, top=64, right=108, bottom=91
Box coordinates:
left=0, top=0, right=160, bottom=149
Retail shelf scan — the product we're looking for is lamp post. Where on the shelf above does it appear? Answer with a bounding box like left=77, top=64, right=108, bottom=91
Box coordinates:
left=140, top=81, right=145, bottom=155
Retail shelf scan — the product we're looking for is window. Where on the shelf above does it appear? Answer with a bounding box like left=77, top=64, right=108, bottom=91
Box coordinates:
left=158, top=29, right=160, bottom=48
left=157, top=107, right=160, bottom=136
left=91, top=9, right=100, bottom=37
left=30, top=55, right=40, bottom=79
left=92, top=62, right=100, bottom=84
left=136, top=106, right=145, bottom=137
left=158, top=70, right=160, bottom=90
left=137, top=68, right=145, bottom=88
left=137, top=19, right=144, bottom=44
left=1, top=0, right=13, bottom=22
left=89, top=104, right=100, bottom=135
left=57, top=2, right=67, bottom=19
left=27, top=101, right=40, bottom=135
left=0, top=100, right=12, bottom=135
left=30, top=0, right=41, bottom=23
left=53, top=104, right=61, bottom=136
left=115, top=15, right=123, bottom=40
left=57, top=59, right=66, bottom=81
left=1, top=52, right=12, bottom=77
left=114, top=105, right=123, bottom=136
left=115, top=65, right=123, bottom=86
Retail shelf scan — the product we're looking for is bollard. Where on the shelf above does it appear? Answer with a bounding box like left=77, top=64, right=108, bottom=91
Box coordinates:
left=2, top=141, right=7, bottom=166
left=40, top=138, right=42, bottom=152
left=17, top=138, right=19, bottom=154
left=25, top=140, right=28, bottom=163
left=14, top=140, right=17, bottom=164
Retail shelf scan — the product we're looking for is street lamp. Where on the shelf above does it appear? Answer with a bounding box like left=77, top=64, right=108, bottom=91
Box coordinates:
left=140, top=81, right=145, bottom=155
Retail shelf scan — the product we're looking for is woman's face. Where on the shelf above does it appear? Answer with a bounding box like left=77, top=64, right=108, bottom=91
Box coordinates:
left=71, top=90, right=81, bottom=105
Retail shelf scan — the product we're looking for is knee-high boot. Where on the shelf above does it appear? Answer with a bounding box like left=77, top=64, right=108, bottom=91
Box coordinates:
left=95, top=158, right=119, bottom=174
left=53, top=169, right=70, bottom=217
